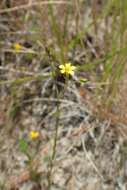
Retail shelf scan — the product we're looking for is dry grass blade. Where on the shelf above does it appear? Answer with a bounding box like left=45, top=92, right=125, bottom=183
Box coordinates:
left=0, top=0, right=72, bottom=14
left=81, top=135, right=104, bottom=181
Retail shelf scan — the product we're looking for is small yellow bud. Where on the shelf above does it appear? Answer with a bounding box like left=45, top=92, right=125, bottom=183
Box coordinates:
left=13, top=43, right=22, bottom=52
left=30, top=131, right=39, bottom=140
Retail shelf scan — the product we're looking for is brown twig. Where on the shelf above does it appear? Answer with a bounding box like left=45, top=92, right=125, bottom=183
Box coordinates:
left=0, top=1, right=72, bottom=14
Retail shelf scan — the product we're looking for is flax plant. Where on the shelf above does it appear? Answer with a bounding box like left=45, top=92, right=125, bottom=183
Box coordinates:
left=47, top=63, right=76, bottom=189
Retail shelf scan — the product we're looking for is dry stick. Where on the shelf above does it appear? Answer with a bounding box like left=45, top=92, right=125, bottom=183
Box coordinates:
left=0, top=66, right=35, bottom=76
left=81, top=135, right=104, bottom=181
left=91, top=0, right=98, bottom=38
left=1, top=49, right=38, bottom=54
left=0, top=1, right=72, bottom=14
left=74, top=0, right=80, bottom=34
left=0, top=74, right=50, bottom=85
left=25, top=0, right=33, bottom=21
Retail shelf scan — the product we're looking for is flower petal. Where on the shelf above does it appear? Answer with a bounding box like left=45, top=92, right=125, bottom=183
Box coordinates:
left=61, top=69, right=65, bottom=73
left=69, top=70, right=74, bottom=75
left=71, top=66, right=76, bottom=70
left=59, top=65, right=64, bottom=69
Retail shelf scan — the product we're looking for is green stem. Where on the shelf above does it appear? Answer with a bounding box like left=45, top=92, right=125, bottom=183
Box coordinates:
left=47, top=87, right=60, bottom=189
left=47, top=79, right=68, bottom=189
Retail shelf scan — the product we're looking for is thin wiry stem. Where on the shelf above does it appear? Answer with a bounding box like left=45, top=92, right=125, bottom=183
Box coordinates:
left=47, top=87, right=60, bottom=189
left=47, top=79, right=68, bottom=189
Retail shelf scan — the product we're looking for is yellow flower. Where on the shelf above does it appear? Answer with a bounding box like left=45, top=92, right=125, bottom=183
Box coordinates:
left=13, top=43, right=22, bottom=52
left=59, top=63, right=76, bottom=76
left=30, top=131, right=39, bottom=140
